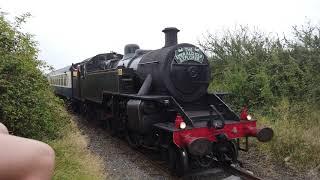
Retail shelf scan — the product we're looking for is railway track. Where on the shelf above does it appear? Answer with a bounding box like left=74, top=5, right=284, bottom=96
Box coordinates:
left=126, top=138, right=262, bottom=180
left=221, top=164, right=261, bottom=180
left=77, top=115, right=262, bottom=180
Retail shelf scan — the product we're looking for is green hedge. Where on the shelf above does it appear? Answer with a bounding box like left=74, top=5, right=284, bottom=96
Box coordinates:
left=200, top=24, right=320, bottom=114
left=0, top=13, right=68, bottom=140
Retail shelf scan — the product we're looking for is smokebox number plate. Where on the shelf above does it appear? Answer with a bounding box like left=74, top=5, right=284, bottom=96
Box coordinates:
left=174, top=47, right=204, bottom=64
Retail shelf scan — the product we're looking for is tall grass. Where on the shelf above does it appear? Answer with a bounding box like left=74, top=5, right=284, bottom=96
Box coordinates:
left=50, top=120, right=106, bottom=180
left=257, top=100, right=320, bottom=170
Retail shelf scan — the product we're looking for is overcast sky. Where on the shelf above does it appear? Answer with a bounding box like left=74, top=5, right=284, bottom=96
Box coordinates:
left=1, top=0, right=319, bottom=69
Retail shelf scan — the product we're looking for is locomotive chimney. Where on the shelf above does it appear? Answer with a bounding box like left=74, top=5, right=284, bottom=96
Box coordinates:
left=162, top=27, right=180, bottom=47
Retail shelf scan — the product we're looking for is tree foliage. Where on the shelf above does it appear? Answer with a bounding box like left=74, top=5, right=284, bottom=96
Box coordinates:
left=0, top=13, right=68, bottom=140
left=200, top=24, right=320, bottom=114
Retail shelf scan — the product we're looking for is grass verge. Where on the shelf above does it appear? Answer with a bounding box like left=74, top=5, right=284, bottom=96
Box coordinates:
left=255, top=100, right=320, bottom=171
left=49, top=119, right=106, bottom=180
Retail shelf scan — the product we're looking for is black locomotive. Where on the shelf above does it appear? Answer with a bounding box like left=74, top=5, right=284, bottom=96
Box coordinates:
left=48, top=27, right=273, bottom=176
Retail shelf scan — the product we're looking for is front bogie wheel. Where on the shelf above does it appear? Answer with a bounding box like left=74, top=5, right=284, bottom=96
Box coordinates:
left=168, top=145, right=189, bottom=177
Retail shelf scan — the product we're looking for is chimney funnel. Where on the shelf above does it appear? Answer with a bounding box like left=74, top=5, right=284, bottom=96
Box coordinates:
left=162, top=27, right=180, bottom=47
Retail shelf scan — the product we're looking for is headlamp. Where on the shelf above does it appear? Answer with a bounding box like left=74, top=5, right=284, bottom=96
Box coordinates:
left=179, top=122, right=186, bottom=129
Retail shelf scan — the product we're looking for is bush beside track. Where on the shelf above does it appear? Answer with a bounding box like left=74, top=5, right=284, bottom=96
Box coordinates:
left=0, top=13, right=105, bottom=179
left=200, top=24, right=320, bottom=170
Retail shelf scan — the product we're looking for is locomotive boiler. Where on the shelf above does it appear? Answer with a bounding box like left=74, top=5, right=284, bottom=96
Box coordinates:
left=48, top=27, right=274, bottom=176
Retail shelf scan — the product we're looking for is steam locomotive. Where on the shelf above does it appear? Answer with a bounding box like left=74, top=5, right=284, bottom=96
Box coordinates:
left=48, top=27, right=273, bottom=176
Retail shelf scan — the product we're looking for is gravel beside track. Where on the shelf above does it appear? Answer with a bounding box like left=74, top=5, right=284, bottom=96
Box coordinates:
left=74, top=116, right=173, bottom=180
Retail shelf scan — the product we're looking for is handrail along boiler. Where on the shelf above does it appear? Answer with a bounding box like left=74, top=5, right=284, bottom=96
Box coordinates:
left=48, top=27, right=273, bottom=176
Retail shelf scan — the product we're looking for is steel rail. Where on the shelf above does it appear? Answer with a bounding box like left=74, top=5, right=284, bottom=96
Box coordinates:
left=220, top=163, right=262, bottom=180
